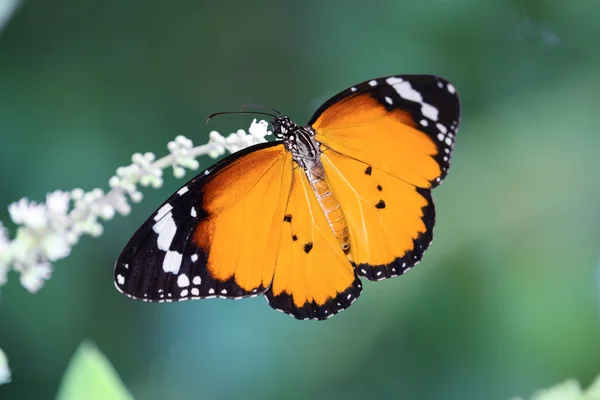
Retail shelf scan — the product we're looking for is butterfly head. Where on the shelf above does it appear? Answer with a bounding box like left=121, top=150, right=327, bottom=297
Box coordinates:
left=272, top=116, right=297, bottom=140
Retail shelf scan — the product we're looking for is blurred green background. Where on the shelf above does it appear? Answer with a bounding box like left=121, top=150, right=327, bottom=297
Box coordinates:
left=1, top=1, right=600, bottom=399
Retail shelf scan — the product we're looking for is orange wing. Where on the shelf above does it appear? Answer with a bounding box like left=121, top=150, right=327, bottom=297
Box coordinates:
left=266, top=166, right=362, bottom=320
left=310, top=75, right=460, bottom=189
left=321, top=148, right=434, bottom=280
left=309, top=75, right=460, bottom=280
left=115, top=142, right=292, bottom=301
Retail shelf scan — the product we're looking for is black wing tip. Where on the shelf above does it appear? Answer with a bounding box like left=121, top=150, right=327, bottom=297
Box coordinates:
left=265, top=277, right=363, bottom=321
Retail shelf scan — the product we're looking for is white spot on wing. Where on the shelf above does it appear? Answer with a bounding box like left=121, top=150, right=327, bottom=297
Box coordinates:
left=369, top=80, right=378, bottom=87
left=177, top=186, right=189, bottom=195
left=447, top=83, right=456, bottom=94
left=154, top=204, right=173, bottom=221
left=436, top=123, right=447, bottom=134
left=162, top=251, right=182, bottom=274
left=191, top=207, right=197, bottom=217
left=421, top=104, right=439, bottom=121
left=193, top=276, right=201, bottom=285
left=191, top=254, right=198, bottom=262
left=350, top=87, right=357, bottom=92
left=208, top=288, right=215, bottom=294
left=385, top=77, right=439, bottom=121
left=177, top=274, right=190, bottom=288
left=386, top=76, right=404, bottom=85
left=221, top=289, right=227, bottom=295
left=445, top=137, right=453, bottom=146
left=180, top=289, right=189, bottom=297
left=117, top=274, right=125, bottom=285
left=384, top=96, right=393, bottom=105
left=191, top=288, right=199, bottom=296
left=153, top=213, right=177, bottom=251
left=420, top=119, right=428, bottom=127
left=437, top=133, right=445, bottom=141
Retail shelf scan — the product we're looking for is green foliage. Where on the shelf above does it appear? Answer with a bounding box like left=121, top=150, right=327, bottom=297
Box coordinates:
left=510, top=374, right=600, bottom=400
left=55, top=342, right=133, bottom=400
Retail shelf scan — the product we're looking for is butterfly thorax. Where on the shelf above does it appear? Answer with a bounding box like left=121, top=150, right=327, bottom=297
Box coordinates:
left=273, top=116, right=350, bottom=252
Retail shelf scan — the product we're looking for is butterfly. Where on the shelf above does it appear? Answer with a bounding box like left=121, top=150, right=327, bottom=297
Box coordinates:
left=114, top=74, right=460, bottom=320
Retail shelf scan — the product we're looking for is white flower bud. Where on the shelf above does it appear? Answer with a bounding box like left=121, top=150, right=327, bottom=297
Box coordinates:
left=100, top=205, right=115, bottom=220
left=132, top=153, right=144, bottom=163
left=144, top=152, right=156, bottom=162
left=71, top=188, right=85, bottom=200
left=173, top=167, right=185, bottom=179
left=130, top=191, right=143, bottom=203
left=20, top=261, right=52, bottom=293
left=41, top=234, right=71, bottom=261
left=108, top=176, right=120, bottom=188
left=0, top=347, right=11, bottom=385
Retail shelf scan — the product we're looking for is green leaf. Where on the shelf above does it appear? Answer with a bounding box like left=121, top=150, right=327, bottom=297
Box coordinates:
left=56, top=341, right=133, bottom=400
left=530, top=379, right=582, bottom=400
left=582, top=374, right=600, bottom=399
left=510, top=374, right=600, bottom=400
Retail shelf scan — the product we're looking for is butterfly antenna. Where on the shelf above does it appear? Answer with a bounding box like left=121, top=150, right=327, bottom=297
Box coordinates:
left=240, top=103, right=281, bottom=115
left=205, top=110, right=279, bottom=125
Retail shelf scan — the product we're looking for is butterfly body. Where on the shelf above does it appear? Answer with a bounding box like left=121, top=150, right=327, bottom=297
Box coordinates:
left=274, top=116, right=351, bottom=252
left=115, top=75, right=461, bottom=320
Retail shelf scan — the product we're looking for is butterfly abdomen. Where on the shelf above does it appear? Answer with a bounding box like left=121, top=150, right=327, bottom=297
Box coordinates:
left=306, top=162, right=350, bottom=252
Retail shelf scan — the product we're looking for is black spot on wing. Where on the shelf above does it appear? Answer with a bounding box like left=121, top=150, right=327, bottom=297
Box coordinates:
left=303, top=242, right=313, bottom=253
left=375, top=200, right=386, bottom=209
left=284, top=214, right=292, bottom=222
left=365, top=166, right=372, bottom=175
left=377, top=185, right=383, bottom=191
left=292, top=234, right=298, bottom=241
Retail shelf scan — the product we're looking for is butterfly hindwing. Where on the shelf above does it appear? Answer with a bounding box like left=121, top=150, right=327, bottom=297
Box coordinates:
left=321, top=148, right=435, bottom=281
left=310, top=74, right=460, bottom=189
left=265, top=166, right=362, bottom=320
left=114, top=142, right=292, bottom=302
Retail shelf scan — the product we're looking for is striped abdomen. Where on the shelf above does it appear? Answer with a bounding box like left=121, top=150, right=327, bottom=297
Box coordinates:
left=306, top=162, right=350, bottom=252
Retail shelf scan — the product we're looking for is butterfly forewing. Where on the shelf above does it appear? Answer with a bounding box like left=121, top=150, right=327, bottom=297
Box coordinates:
left=310, top=74, right=460, bottom=188
left=114, top=142, right=292, bottom=302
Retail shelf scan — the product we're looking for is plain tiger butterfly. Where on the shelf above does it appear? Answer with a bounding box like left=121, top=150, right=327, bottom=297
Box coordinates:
left=114, top=74, right=461, bottom=320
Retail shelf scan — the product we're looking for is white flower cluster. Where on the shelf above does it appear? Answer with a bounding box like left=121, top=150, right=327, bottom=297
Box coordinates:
left=0, top=119, right=270, bottom=295
left=0, top=119, right=271, bottom=384
left=0, top=347, right=9, bottom=385
left=207, top=118, right=271, bottom=157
